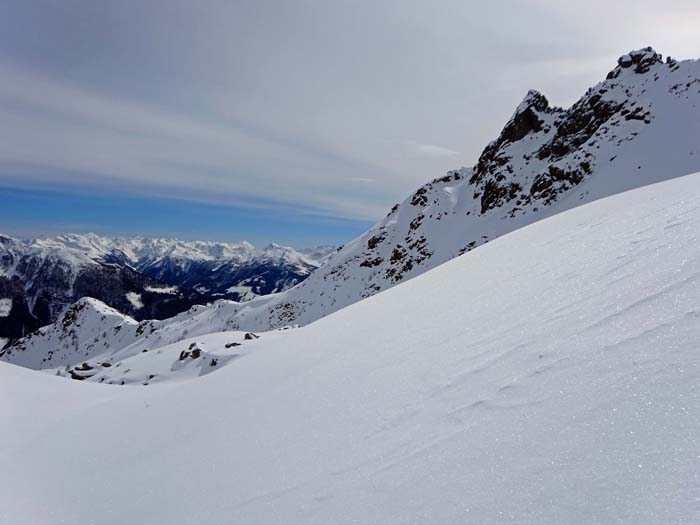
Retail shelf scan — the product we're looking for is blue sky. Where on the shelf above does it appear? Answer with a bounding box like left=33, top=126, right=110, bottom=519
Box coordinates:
left=1, top=1, right=698, bottom=245
left=0, top=186, right=372, bottom=247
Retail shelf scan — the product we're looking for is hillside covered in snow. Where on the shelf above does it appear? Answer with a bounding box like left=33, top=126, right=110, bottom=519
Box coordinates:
left=2, top=172, right=700, bottom=523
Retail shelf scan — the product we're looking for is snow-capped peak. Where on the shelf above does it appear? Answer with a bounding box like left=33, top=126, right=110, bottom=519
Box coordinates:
left=0, top=297, right=139, bottom=369
left=607, top=46, right=664, bottom=79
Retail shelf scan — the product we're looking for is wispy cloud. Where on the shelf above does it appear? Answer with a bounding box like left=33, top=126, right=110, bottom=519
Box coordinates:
left=378, top=139, right=461, bottom=158
left=0, top=62, right=394, bottom=220
left=407, top=141, right=461, bottom=158
left=345, top=177, right=375, bottom=183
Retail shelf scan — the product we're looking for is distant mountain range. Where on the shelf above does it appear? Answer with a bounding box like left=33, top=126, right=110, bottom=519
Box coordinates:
left=0, top=233, right=335, bottom=344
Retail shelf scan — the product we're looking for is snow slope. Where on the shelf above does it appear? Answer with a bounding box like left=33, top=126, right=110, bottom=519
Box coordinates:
left=0, top=295, right=288, bottom=383
left=52, top=330, right=281, bottom=386
left=2, top=172, right=700, bottom=523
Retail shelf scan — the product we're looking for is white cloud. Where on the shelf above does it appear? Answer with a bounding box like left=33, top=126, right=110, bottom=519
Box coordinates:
left=409, top=142, right=461, bottom=158
left=345, top=177, right=376, bottom=183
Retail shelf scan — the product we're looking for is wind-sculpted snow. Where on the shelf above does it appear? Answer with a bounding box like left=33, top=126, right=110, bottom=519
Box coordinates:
left=3, top=172, right=700, bottom=523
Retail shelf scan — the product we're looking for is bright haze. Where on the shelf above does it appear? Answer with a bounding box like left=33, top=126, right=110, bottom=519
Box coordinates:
left=0, top=0, right=698, bottom=244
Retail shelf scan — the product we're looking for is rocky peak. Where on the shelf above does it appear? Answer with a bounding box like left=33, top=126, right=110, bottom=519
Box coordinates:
left=513, top=89, right=550, bottom=115
left=470, top=90, right=559, bottom=201
left=466, top=47, right=687, bottom=215
left=607, top=47, right=663, bottom=79
left=501, top=90, right=553, bottom=143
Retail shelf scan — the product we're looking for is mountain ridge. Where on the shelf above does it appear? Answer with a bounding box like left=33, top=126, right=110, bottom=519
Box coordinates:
left=0, top=233, right=335, bottom=343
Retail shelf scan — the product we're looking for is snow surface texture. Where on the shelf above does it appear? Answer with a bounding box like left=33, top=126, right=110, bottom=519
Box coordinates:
left=2, top=173, right=700, bottom=523
left=9, top=47, right=699, bottom=363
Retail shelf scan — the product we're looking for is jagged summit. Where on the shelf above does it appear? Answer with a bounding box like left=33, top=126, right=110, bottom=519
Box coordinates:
left=607, top=46, right=664, bottom=79
left=0, top=297, right=139, bottom=369
left=512, top=89, right=551, bottom=119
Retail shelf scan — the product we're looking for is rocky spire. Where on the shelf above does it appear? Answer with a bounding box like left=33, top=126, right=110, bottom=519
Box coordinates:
left=607, top=47, right=663, bottom=79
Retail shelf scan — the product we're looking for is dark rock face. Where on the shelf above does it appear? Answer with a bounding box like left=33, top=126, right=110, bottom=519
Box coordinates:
left=530, top=165, right=587, bottom=205
left=0, top=277, right=41, bottom=341
left=501, top=90, right=549, bottom=143
left=137, top=256, right=316, bottom=301
left=469, top=90, right=563, bottom=213
left=480, top=181, right=522, bottom=214
left=467, top=48, right=666, bottom=216
left=607, top=47, right=663, bottom=79
left=71, top=264, right=211, bottom=321
left=0, top=256, right=211, bottom=344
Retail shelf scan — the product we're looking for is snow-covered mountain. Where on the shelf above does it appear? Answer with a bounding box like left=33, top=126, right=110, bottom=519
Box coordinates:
left=32, top=233, right=332, bottom=299
left=0, top=295, right=279, bottom=383
left=5, top=47, right=700, bottom=363
left=148, top=48, right=700, bottom=328
left=0, top=233, right=332, bottom=343
left=212, top=48, right=699, bottom=327
left=0, top=234, right=213, bottom=341
left=3, top=171, right=700, bottom=523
